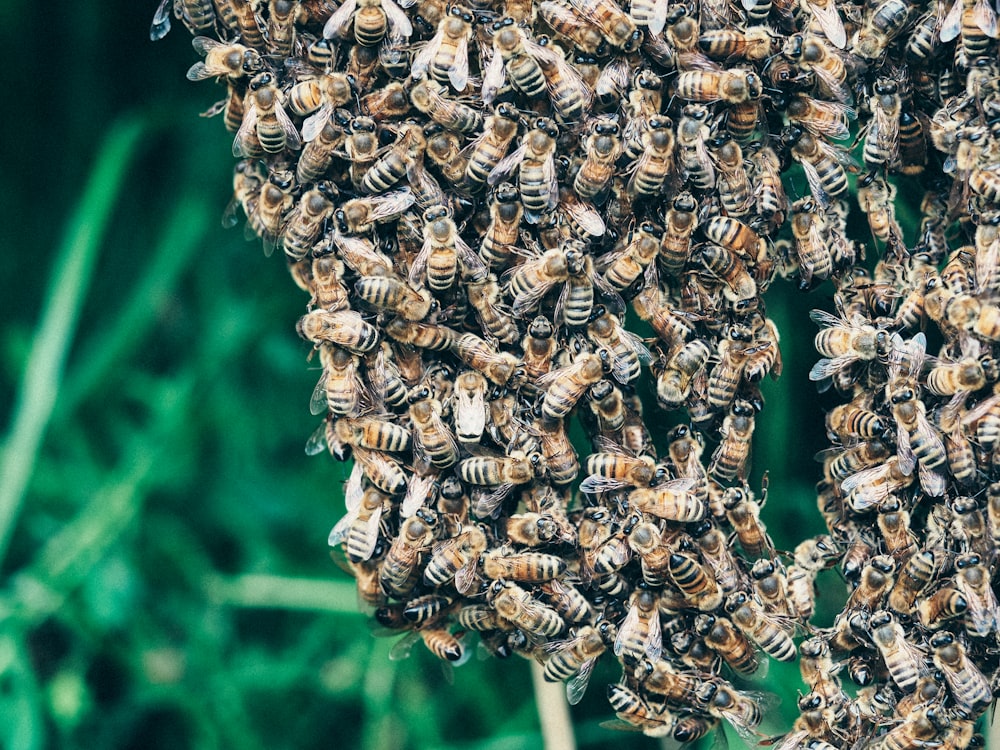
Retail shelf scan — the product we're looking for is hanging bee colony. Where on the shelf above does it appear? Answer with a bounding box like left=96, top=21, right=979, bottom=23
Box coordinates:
left=157, top=0, right=1000, bottom=743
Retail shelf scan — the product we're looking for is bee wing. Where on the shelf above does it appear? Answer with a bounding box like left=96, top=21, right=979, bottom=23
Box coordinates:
left=962, top=392, right=1000, bottom=427
left=613, top=605, right=639, bottom=657
left=150, top=0, right=173, bottom=40
left=808, top=356, right=858, bottom=381
left=191, top=35, right=224, bottom=55
left=233, top=102, right=259, bottom=157
left=596, top=57, right=630, bottom=100
left=383, top=0, right=415, bottom=38
left=975, top=0, right=999, bottom=36
left=580, top=475, right=631, bottom=493
left=796, top=98, right=855, bottom=140
left=560, top=195, right=606, bottom=237
left=636, top=0, right=670, bottom=34
left=355, top=504, right=384, bottom=560
left=481, top=47, right=507, bottom=105
left=408, top=234, right=434, bottom=286
left=471, top=484, right=514, bottom=518
left=402, top=473, right=436, bottom=517
left=976, top=238, right=1000, bottom=300
left=411, top=29, right=446, bottom=80
left=799, top=159, right=834, bottom=208
left=324, top=0, right=358, bottom=39
left=619, top=327, right=655, bottom=365
left=456, top=235, right=488, bottom=281
left=488, top=143, right=528, bottom=186
left=368, top=188, right=417, bottom=222
left=840, top=464, right=891, bottom=509
left=310, top=372, right=330, bottom=415
left=276, top=102, right=302, bottom=151
left=302, top=104, right=333, bottom=142
left=566, top=658, right=598, bottom=706
left=454, top=558, right=481, bottom=595
left=409, top=164, right=447, bottom=208
left=542, top=153, right=560, bottom=213
left=305, top=420, right=329, bottom=455
left=186, top=60, right=217, bottom=82
left=808, top=0, right=847, bottom=47
left=388, top=631, right=420, bottom=661
left=449, top=32, right=471, bottom=91
left=645, top=607, right=663, bottom=661
left=327, top=507, right=358, bottom=547
left=512, top=276, right=560, bottom=317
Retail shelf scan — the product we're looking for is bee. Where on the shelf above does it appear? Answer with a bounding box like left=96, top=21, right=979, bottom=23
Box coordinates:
left=784, top=94, right=854, bottom=141
left=926, top=357, right=988, bottom=397
left=281, top=184, right=337, bottom=260
left=487, top=579, right=565, bottom=636
left=929, top=631, right=992, bottom=714
left=889, top=383, right=948, bottom=487
left=868, top=610, right=926, bottom=693
left=409, top=205, right=485, bottom=292
left=298, top=110, right=349, bottom=184
left=855, top=0, right=914, bottom=58
left=658, top=193, right=699, bottom=275
left=586, top=310, right=652, bottom=384
left=676, top=104, right=716, bottom=192
left=538, top=1, right=607, bottom=54
left=324, top=0, right=414, bottom=47
left=150, top=0, right=216, bottom=40
left=628, top=479, right=705, bottom=522
left=857, top=172, right=904, bottom=252
left=581, top=450, right=657, bottom=494
left=361, top=124, right=438, bottom=201
left=710, top=141, right=754, bottom=219
left=477, top=184, right=522, bottom=270
left=585, top=379, right=627, bottom=435
left=843, top=554, right=895, bottom=615
left=423, top=524, right=487, bottom=593
left=538, top=352, right=607, bottom=420
left=709, top=400, right=757, bottom=483
left=916, top=587, right=969, bottom=630
left=877, top=496, right=918, bottom=560
left=724, top=485, right=774, bottom=558
left=635, top=657, right=706, bottom=706
left=298, top=309, right=380, bottom=354
left=864, top=78, right=901, bottom=172
left=234, top=72, right=302, bottom=157
left=409, top=76, right=483, bottom=134
left=379, top=508, right=438, bottom=596
left=530, top=36, right=594, bottom=124
left=656, top=339, right=711, bottom=408
left=668, top=551, right=724, bottom=611
left=614, top=587, right=662, bottom=664
left=573, top=116, right=621, bottom=201
left=624, top=522, right=671, bottom=587
left=535, top=417, right=580, bottom=485
left=488, top=118, right=559, bottom=222
left=355, top=276, right=433, bottom=322
left=458, top=449, right=540, bottom=487
left=700, top=244, right=757, bottom=303
left=870, top=705, right=951, bottom=750
left=750, top=558, right=794, bottom=619
left=266, top=0, right=299, bottom=57
left=464, top=103, right=521, bottom=192
left=243, top=170, right=295, bottom=255
left=328, top=486, right=387, bottom=562
left=454, top=332, right=525, bottom=386
left=411, top=4, right=474, bottom=92
left=186, top=37, right=263, bottom=82
left=699, top=26, right=777, bottom=60
left=674, top=69, right=763, bottom=103
left=749, top=144, right=788, bottom=226
left=808, top=309, right=891, bottom=383
left=506, top=512, right=560, bottom=547
left=782, top=34, right=849, bottom=102
left=543, top=625, right=608, bottom=705
left=409, top=395, right=460, bottom=471
left=606, top=684, right=682, bottom=738
left=385, top=319, right=458, bottom=351
left=214, top=0, right=266, bottom=47
left=695, top=613, right=759, bottom=675
left=941, top=0, right=999, bottom=61
left=482, top=548, right=567, bottom=582
left=400, top=593, right=457, bottom=627
left=707, top=326, right=753, bottom=410
left=482, top=18, right=546, bottom=101
left=334, top=188, right=416, bottom=235
left=699, top=682, right=767, bottom=742
left=423, top=124, right=466, bottom=184
left=725, top=590, right=797, bottom=662
left=625, top=117, right=675, bottom=197
left=564, top=0, right=640, bottom=51
left=953, top=553, right=999, bottom=637
left=312, top=344, right=364, bottom=417
left=342, top=116, right=381, bottom=192
left=449, top=370, right=488, bottom=445
left=786, top=127, right=850, bottom=205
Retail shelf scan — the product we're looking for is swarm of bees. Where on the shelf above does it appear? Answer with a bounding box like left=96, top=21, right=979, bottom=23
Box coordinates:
left=160, top=0, right=1000, bottom=743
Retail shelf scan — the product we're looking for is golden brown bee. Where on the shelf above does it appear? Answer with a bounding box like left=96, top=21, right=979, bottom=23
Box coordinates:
left=423, top=524, right=487, bottom=593
left=656, top=339, right=711, bottom=409
left=606, top=684, right=682, bottom=738
left=725, top=590, right=796, bottom=662
left=700, top=243, right=757, bottom=303
left=808, top=309, right=890, bottom=382
left=723, top=485, right=774, bottom=559
left=634, top=657, right=707, bottom=706
left=482, top=548, right=567, bottom=582
left=598, top=222, right=659, bottom=294
left=312, top=344, right=364, bottom=418
left=150, top=0, right=215, bottom=40
left=537, top=352, right=606, bottom=420
left=487, top=579, right=565, bottom=636
left=749, top=144, right=788, bottom=227
left=709, top=141, right=754, bottom=219
left=385, top=319, right=459, bottom=352
left=855, top=0, right=913, bottom=58
left=868, top=609, right=925, bottom=694
left=245, top=170, right=296, bottom=255
left=573, top=116, right=621, bottom=201
left=298, top=110, right=349, bottom=184
left=409, top=205, right=485, bottom=292
left=625, top=522, right=671, bottom=587
left=458, top=449, right=540, bottom=487
left=505, top=512, right=560, bottom=547
left=782, top=34, right=849, bottom=101
left=410, top=4, right=474, bottom=91
left=409, top=395, right=460, bottom=471
left=941, top=0, right=998, bottom=61
left=297, top=309, right=380, bottom=354
left=281, top=184, right=337, bottom=260
left=709, top=400, right=756, bottom=483
left=489, top=117, right=559, bottom=222
left=422, top=124, right=466, bottom=185
left=628, top=479, right=705, bottom=522
left=750, top=558, right=794, bottom=620
left=335, top=188, right=417, bottom=235
left=479, top=183, right=522, bottom=270
left=562, top=0, right=640, bottom=50
left=953, top=553, right=999, bottom=638
left=214, top=0, right=266, bottom=47
left=324, top=0, right=413, bottom=46
left=658, top=193, right=699, bottom=275
left=266, top=0, right=299, bottom=56
left=695, top=613, right=759, bottom=675
left=586, top=310, right=651, bottom=384
left=409, top=76, right=483, bottom=134
left=379, top=508, right=438, bottom=596
left=889, top=383, right=948, bottom=483
left=450, top=370, right=488, bottom=445
left=464, top=103, right=520, bottom=193
left=186, top=37, right=263, bottom=81
left=625, top=117, right=675, bottom=197
left=668, top=551, right=724, bottom=611
left=707, top=326, right=752, bottom=410
left=674, top=69, right=763, bottom=103
left=916, top=587, right=969, bottom=630
left=542, top=625, right=608, bottom=704
left=586, top=379, right=627, bottom=435
left=534, top=417, right=580, bottom=485
left=355, top=276, right=433, bottom=322
left=328, top=486, right=387, bottom=562
left=699, top=26, right=776, bottom=60
left=676, top=104, right=716, bottom=192
left=864, top=78, right=902, bottom=172
left=454, top=332, right=525, bottom=386
left=234, top=72, right=302, bottom=157
left=537, top=0, right=607, bottom=53
left=614, top=587, right=662, bottom=664
left=786, top=127, right=849, bottom=204
left=929, top=631, right=992, bottom=714
left=699, top=682, right=766, bottom=740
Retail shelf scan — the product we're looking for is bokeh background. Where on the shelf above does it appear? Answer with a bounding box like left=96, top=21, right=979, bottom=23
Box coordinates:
left=0, top=2, right=878, bottom=748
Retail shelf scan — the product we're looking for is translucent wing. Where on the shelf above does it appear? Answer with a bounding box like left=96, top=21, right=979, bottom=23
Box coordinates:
left=305, top=421, right=328, bottom=455
left=150, top=0, right=173, bottom=40
left=481, top=46, right=506, bottom=105
left=488, top=143, right=528, bottom=186
left=808, top=0, right=847, bottom=48
left=302, top=104, right=333, bottom=142
left=276, top=102, right=302, bottom=151
left=324, top=0, right=358, bottom=39
left=449, top=32, right=470, bottom=91
left=310, top=373, right=329, bottom=415
left=383, top=0, right=415, bottom=38
left=233, top=103, right=259, bottom=157
left=566, top=658, right=597, bottom=705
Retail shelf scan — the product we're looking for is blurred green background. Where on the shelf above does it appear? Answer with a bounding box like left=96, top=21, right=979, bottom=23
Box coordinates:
left=0, top=3, right=857, bottom=749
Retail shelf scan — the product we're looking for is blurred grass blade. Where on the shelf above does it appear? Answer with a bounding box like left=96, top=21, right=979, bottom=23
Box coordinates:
left=204, top=573, right=365, bottom=614
left=58, top=197, right=210, bottom=415
left=0, top=116, right=146, bottom=563
left=0, top=631, right=43, bottom=750
left=529, top=660, right=575, bottom=750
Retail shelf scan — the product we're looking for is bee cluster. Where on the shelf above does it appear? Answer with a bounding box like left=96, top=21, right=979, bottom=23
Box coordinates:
left=158, top=0, right=1000, bottom=743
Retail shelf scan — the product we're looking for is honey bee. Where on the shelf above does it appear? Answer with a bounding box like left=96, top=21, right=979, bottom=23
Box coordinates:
left=409, top=205, right=485, bottom=292
left=634, top=656, right=708, bottom=706
left=869, top=704, right=951, bottom=750
left=537, top=0, right=607, bottom=53
left=709, top=400, right=757, bottom=483
left=668, top=551, right=724, bottom=611
left=782, top=34, right=849, bottom=102
left=676, top=104, right=716, bottom=192
left=488, top=118, right=559, bottom=222
left=477, top=184, right=522, bottom=269
left=324, top=0, right=414, bottom=47
left=628, top=479, right=705, bottom=522
left=422, top=125, right=466, bottom=185
left=658, top=193, right=699, bottom=275
left=625, top=117, right=675, bottom=197
left=699, top=682, right=768, bottom=743
left=535, top=417, right=580, bottom=485
left=379, top=508, right=438, bottom=596
left=864, top=79, right=901, bottom=172
left=786, top=127, right=850, bottom=205
left=656, top=339, right=711, bottom=408
left=214, top=0, right=266, bottom=47
left=186, top=37, right=263, bottom=81
left=695, top=613, right=759, bottom=675
left=530, top=36, right=595, bottom=124
left=784, top=94, right=854, bottom=141
left=409, top=395, right=460, bottom=471
left=482, top=18, right=546, bottom=102
left=535, top=352, right=605, bottom=420
left=334, top=188, right=416, bottom=235
left=385, top=319, right=458, bottom=352
left=543, top=625, right=608, bottom=704
left=699, top=26, right=777, bottom=60
left=614, top=587, right=662, bottom=664
left=409, top=76, right=483, bottom=134
left=458, top=449, right=540, bottom=487
left=328, top=486, right=387, bottom=562
left=244, top=170, right=295, bottom=255
left=724, top=485, right=774, bottom=558
left=150, top=0, right=216, bottom=40
left=506, top=512, right=560, bottom=547
left=298, top=309, right=380, bottom=354
left=454, top=332, right=525, bottom=386
left=410, top=4, right=474, bottom=91
left=707, top=326, right=752, bottom=410
left=725, top=590, right=797, bottom=662
left=750, top=558, right=794, bottom=620
left=953, top=553, right=999, bottom=637
left=674, top=69, right=763, bottom=103
left=234, top=72, right=302, bottom=157
left=855, top=0, right=914, bottom=58
left=929, top=631, right=992, bottom=714
left=312, top=345, right=363, bottom=418
left=266, top=0, right=300, bottom=57
left=463, top=103, right=520, bottom=192
left=487, top=579, right=565, bottom=636
left=709, top=141, right=754, bottom=219
left=281, top=184, right=337, bottom=260
left=889, top=384, right=947, bottom=491
left=423, top=523, right=487, bottom=593
left=355, top=276, right=433, bottom=322
left=564, top=0, right=640, bottom=51
left=572, top=116, right=621, bottom=201
left=867, top=609, right=925, bottom=693
left=482, top=547, right=567, bottom=582
left=623, top=522, right=670, bottom=587
left=581, top=450, right=657, bottom=493
left=916, top=587, right=969, bottom=630
left=700, top=244, right=757, bottom=303
left=941, top=0, right=999, bottom=61
left=605, top=684, right=682, bottom=738
left=749, top=144, right=788, bottom=227
left=808, top=309, right=890, bottom=383
left=298, top=111, right=349, bottom=184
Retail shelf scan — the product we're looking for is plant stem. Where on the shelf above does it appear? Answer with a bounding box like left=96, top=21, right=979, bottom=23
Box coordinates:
left=0, top=116, right=145, bottom=564
left=203, top=573, right=364, bottom=614
left=530, top=660, right=576, bottom=750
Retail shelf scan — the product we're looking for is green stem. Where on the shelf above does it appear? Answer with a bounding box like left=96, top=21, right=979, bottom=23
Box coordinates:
left=0, top=116, right=145, bottom=564
left=203, top=573, right=364, bottom=614
left=529, top=660, right=576, bottom=750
